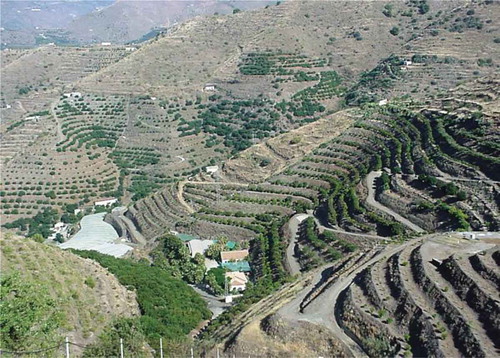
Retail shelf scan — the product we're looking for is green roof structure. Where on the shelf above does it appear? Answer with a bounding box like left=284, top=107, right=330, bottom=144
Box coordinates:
left=175, top=233, right=198, bottom=242
left=221, top=261, right=251, bottom=272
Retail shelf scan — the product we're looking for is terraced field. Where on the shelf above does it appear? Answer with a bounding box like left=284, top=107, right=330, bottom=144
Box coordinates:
left=125, top=78, right=499, bottom=255
left=0, top=45, right=135, bottom=104
left=337, top=234, right=499, bottom=357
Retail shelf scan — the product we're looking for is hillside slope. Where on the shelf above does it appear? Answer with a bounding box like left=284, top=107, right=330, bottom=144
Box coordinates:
left=0, top=233, right=140, bottom=353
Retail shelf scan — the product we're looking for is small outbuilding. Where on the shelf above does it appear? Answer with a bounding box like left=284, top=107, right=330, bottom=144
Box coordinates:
left=94, top=197, right=117, bottom=207
left=187, top=239, right=214, bottom=257
left=205, top=165, right=219, bottom=174
left=204, top=84, right=216, bottom=91
left=221, top=249, right=249, bottom=263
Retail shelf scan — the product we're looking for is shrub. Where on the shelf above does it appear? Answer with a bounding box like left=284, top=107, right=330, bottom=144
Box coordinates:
left=390, top=27, right=400, bottom=36
left=84, top=277, right=96, bottom=288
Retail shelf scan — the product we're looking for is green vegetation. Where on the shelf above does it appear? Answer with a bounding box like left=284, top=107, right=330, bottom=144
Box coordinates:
left=151, top=234, right=205, bottom=284
left=298, top=217, right=358, bottom=269
left=345, top=56, right=403, bottom=105
left=110, top=148, right=161, bottom=169
left=201, top=218, right=290, bottom=338
left=3, top=208, right=59, bottom=238
left=390, top=27, right=400, bottom=36
left=293, top=71, right=343, bottom=101
left=239, top=52, right=326, bottom=76
left=73, top=250, right=211, bottom=348
left=448, top=15, right=483, bottom=32
left=382, top=4, right=394, bottom=17
left=0, top=273, right=63, bottom=352
left=362, top=337, right=395, bottom=357
left=194, top=98, right=281, bottom=153
left=83, top=319, right=149, bottom=358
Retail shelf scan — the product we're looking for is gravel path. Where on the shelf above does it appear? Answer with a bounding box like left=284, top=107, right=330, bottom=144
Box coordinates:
left=284, top=213, right=309, bottom=275
left=366, top=171, right=425, bottom=233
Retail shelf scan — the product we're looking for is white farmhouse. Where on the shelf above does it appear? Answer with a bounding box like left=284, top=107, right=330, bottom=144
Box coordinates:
left=225, top=271, right=248, bottom=291
left=63, top=92, right=82, bottom=98
left=220, top=249, right=249, bottom=264
left=205, top=165, right=219, bottom=174
left=204, top=84, right=216, bottom=92
left=378, top=99, right=388, bottom=106
left=462, top=232, right=477, bottom=240
left=101, top=42, right=111, bottom=46
left=94, top=197, right=117, bottom=207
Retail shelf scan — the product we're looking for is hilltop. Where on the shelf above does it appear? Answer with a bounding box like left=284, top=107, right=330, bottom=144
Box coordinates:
left=0, top=0, right=274, bottom=47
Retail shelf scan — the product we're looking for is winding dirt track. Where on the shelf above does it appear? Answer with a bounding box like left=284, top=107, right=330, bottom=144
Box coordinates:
left=366, top=171, right=425, bottom=233
left=279, top=239, right=418, bottom=358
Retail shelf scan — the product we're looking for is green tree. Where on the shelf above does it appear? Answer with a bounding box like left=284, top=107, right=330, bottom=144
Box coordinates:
left=390, top=27, right=400, bottom=36
left=0, top=273, right=63, bottom=351
left=205, top=269, right=224, bottom=295
left=205, top=237, right=228, bottom=260
left=55, top=233, right=64, bottom=243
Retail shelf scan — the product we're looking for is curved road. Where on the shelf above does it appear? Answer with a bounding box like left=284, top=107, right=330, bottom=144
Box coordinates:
left=366, top=171, right=424, bottom=233
left=284, top=213, right=309, bottom=276
left=279, top=238, right=420, bottom=357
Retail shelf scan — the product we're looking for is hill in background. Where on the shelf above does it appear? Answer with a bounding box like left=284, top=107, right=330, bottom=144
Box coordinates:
left=0, top=0, right=274, bottom=47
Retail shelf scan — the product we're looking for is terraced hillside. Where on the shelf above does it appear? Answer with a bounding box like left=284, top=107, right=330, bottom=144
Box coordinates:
left=125, top=77, right=499, bottom=250
left=197, top=231, right=499, bottom=358
left=337, top=234, right=499, bottom=358
left=0, top=0, right=499, bottom=356
left=0, top=45, right=134, bottom=104
left=2, top=0, right=498, bottom=232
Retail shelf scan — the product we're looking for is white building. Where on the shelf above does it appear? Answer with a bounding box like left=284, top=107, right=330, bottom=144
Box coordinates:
left=63, top=92, right=82, bottom=98
left=205, top=165, right=219, bottom=174
left=225, top=272, right=248, bottom=291
left=378, top=99, right=388, bottom=106
left=204, top=84, right=216, bottom=92
left=48, top=222, right=69, bottom=241
left=94, top=197, right=117, bottom=207
left=462, top=232, right=477, bottom=240
left=101, top=42, right=111, bottom=46
left=54, top=222, right=66, bottom=230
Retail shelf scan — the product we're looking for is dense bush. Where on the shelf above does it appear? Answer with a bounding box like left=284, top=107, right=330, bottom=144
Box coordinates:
left=151, top=235, right=205, bottom=284
left=0, top=273, right=63, bottom=351
left=73, top=251, right=211, bottom=344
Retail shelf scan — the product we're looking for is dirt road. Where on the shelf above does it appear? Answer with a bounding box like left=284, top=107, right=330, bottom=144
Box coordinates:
left=284, top=213, right=309, bottom=276
left=279, top=239, right=418, bottom=357
left=366, top=171, right=424, bottom=233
